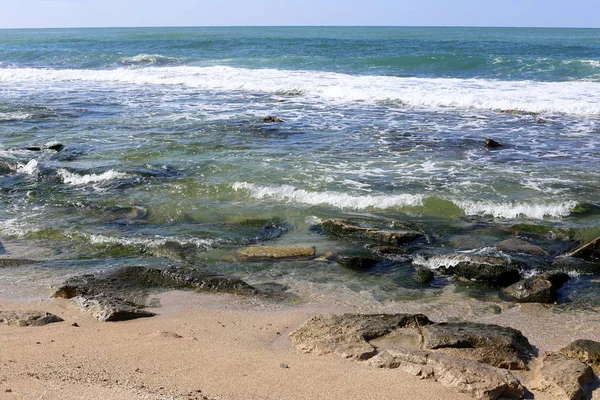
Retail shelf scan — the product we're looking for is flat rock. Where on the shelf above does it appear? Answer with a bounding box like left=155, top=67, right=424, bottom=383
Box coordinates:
left=370, top=348, right=524, bottom=400
left=237, top=245, right=315, bottom=259
left=568, top=236, right=600, bottom=261
left=321, top=219, right=424, bottom=246
left=559, top=339, right=600, bottom=370
left=0, top=310, right=64, bottom=327
left=289, top=313, right=432, bottom=360
left=421, top=321, right=534, bottom=370
left=71, top=296, right=155, bottom=322
left=334, top=255, right=380, bottom=270
left=496, top=237, right=549, bottom=256
left=0, top=259, right=39, bottom=268
left=530, top=352, right=594, bottom=400
left=423, top=254, right=522, bottom=287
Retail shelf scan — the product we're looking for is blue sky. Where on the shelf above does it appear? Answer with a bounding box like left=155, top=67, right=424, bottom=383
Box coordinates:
left=1, top=0, right=599, bottom=29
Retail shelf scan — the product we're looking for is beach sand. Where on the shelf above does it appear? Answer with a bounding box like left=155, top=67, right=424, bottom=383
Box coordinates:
left=1, top=289, right=599, bottom=399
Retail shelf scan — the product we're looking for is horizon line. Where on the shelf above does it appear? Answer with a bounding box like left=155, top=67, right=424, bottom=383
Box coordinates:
left=1, top=24, right=599, bottom=30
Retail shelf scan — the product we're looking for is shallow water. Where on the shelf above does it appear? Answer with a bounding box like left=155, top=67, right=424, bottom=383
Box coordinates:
left=0, top=27, right=599, bottom=305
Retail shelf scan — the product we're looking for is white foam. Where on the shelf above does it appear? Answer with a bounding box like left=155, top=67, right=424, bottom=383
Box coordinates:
left=85, top=233, right=216, bottom=249
left=1, top=66, right=600, bottom=115
left=456, top=200, right=577, bottom=219
left=232, top=182, right=423, bottom=210
left=16, top=159, right=39, bottom=175
left=119, top=54, right=181, bottom=65
left=57, top=169, right=130, bottom=186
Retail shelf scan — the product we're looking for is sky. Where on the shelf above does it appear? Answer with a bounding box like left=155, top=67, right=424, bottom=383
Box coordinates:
left=1, top=0, right=599, bottom=29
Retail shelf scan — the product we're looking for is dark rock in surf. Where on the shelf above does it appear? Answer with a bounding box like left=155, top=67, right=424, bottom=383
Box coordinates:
left=422, top=254, right=522, bottom=287
left=47, top=143, right=64, bottom=152
left=0, top=259, right=39, bottom=268
left=334, top=255, right=380, bottom=270
left=0, top=310, right=64, bottom=327
left=502, top=277, right=556, bottom=304
left=413, top=267, right=434, bottom=284
left=485, top=138, right=502, bottom=148
left=321, top=219, right=424, bottom=246
left=259, top=115, right=284, bottom=123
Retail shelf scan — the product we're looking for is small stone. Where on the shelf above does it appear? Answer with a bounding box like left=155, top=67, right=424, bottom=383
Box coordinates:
left=279, top=363, right=289, bottom=369
left=71, top=322, right=80, bottom=327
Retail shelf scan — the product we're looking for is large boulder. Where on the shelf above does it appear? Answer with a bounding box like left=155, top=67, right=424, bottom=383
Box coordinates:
left=530, top=352, right=595, bottom=400
left=371, top=348, right=524, bottom=400
left=321, top=219, right=424, bottom=246
left=421, top=322, right=534, bottom=370
left=0, top=310, right=63, bottom=327
left=289, top=313, right=432, bottom=360
left=421, top=254, right=522, bottom=287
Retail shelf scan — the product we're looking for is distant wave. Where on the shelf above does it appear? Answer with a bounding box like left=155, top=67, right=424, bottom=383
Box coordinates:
left=1, top=66, right=600, bottom=115
left=232, top=182, right=578, bottom=219
left=118, top=54, right=182, bottom=66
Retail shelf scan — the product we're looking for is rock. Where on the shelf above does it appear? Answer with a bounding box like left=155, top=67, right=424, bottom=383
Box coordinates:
left=530, top=352, right=594, bottom=400
left=413, top=267, right=435, bottom=284
left=334, top=255, right=379, bottom=270
left=237, top=245, right=315, bottom=259
left=71, top=296, right=155, bottom=322
left=0, top=310, right=64, bottom=327
left=71, top=322, right=79, bottom=327
left=559, top=339, right=600, bottom=370
left=0, top=259, right=39, bottom=268
left=289, top=313, right=432, bottom=360
left=551, top=257, right=600, bottom=274
left=502, top=277, right=555, bottom=303
left=496, top=237, right=549, bottom=256
left=485, top=138, right=502, bottom=148
left=259, top=115, right=283, bottom=123
left=371, top=348, right=524, bottom=400
left=424, top=254, right=522, bottom=287
left=421, top=322, right=534, bottom=370
left=321, top=219, right=424, bottom=246
left=47, top=143, right=64, bottom=152
left=567, top=236, right=600, bottom=261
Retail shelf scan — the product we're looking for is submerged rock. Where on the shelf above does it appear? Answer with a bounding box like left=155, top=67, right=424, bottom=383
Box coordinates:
left=321, top=219, right=424, bottom=246
left=0, top=259, right=39, bottom=268
left=567, top=236, right=600, bottom=261
left=259, top=115, right=283, bottom=123
left=421, top=254, right=522, bottom=287
left=371, top=348, right=525, bottom=400
left=237, top=245, right=315, bottom=259
left=334, top=255, right=380, bottom=270
left=530, top=352, right=595, bottom=400
left=413, top=267, right=435, bottom=284
left=485, top=138, right=502, bottom=148
left=496, top=237, right=549, bottom=256
left=421, top=322, right=534, bottom=370
left=0, top=310, right=64, bottom=327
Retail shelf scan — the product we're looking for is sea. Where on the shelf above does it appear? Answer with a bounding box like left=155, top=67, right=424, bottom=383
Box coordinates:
left=0, top=27, right=599, bottom=308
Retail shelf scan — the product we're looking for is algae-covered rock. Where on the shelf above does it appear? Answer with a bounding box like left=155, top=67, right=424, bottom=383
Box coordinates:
left=237, top=245, right=315, bottom=259
left=321, top=219, right=424, bottom=246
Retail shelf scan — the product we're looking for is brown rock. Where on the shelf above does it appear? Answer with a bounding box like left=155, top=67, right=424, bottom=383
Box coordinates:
left=371, top=348, right=525, bottom=400
left=496, top=237, right=549, bottom=256
left=502, top=277, right=555, bottom=304
left=71, top=296, right=155, bottom=322
left=421, top=322, right=534, bottom=370
left=559, top=339, right=600, bottom=370
left=530, top=352, right=594, bottom=400
left=237, top=245, right=315, bottom=259
left=0, top=310, right=63, bottom=327
left=289, top=313, right=432, bottom=360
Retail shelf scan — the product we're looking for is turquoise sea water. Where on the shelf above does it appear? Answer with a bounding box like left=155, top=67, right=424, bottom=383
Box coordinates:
left=0, top=27, right=599, bottom=304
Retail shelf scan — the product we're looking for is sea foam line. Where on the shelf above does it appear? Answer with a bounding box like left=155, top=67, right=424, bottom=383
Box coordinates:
left=232, top=182, right=424, bottom=210
left=57, top=169, right=131, bottom=186
left=1, top=66, right=600, bottom=115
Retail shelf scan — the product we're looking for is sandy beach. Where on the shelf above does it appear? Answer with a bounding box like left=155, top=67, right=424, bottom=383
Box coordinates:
left=3, top=287, right=600, bottom=400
